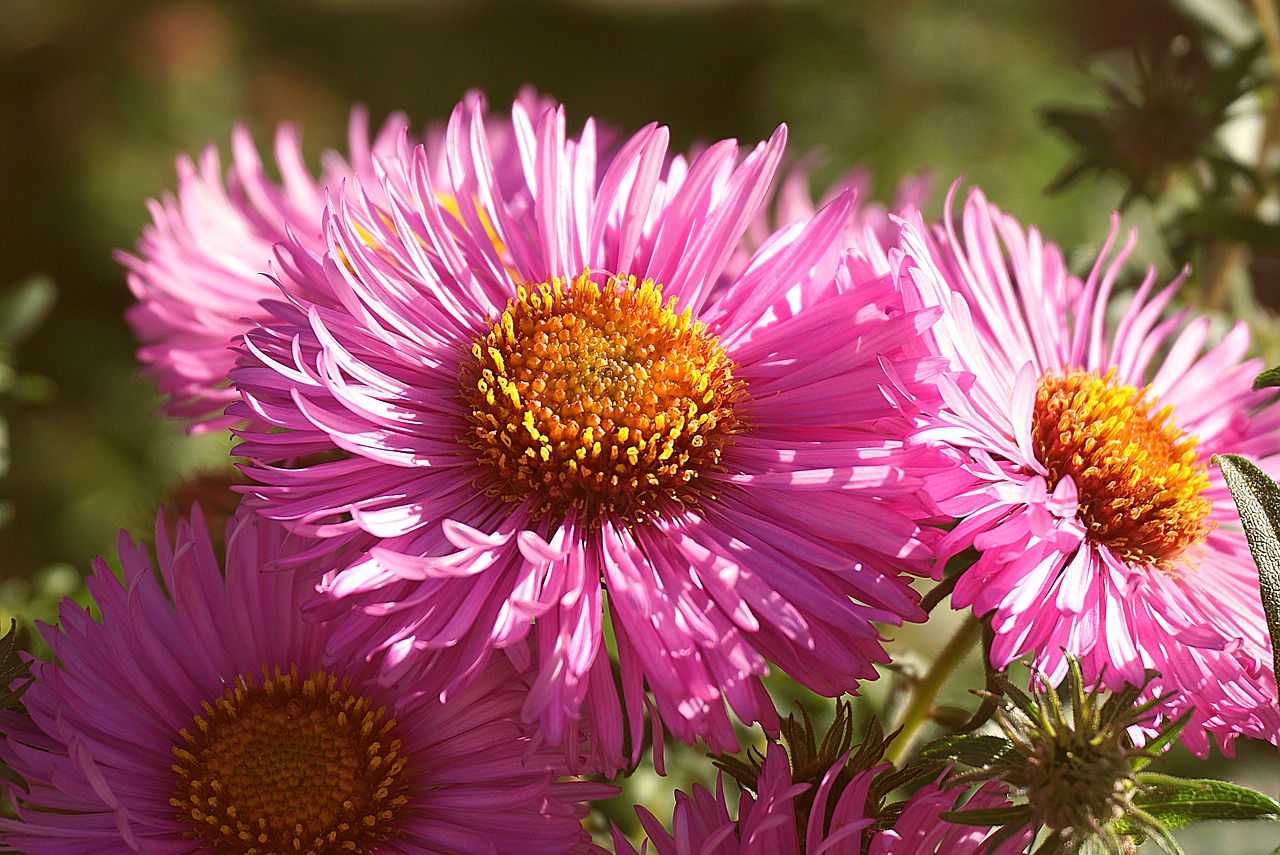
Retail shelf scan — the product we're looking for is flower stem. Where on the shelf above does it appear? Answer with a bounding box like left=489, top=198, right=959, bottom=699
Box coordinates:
left=885, top=614, right=983, bottom=766
left=1252, top=0, right=1280, bottom=82
left=1204, top=0, right=1280, bottom=310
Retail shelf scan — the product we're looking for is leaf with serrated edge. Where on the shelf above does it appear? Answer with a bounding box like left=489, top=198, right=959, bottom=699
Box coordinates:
left=1118, top=773, right=1280, bottom=831
left=1214, top=454, right=1280, bottom=686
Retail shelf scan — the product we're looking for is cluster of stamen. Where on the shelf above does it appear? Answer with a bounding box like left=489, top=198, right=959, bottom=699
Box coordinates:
left=170, top=667, right=410, bottom=855
left=1031, top=367, right=1212, bottom=565
left=460, top=272, right=745, bottom=523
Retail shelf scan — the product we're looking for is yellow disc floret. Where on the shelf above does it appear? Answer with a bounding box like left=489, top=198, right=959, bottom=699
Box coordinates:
left=461, top=272, right=745, bottom=523
left=1032, top=367, right=1212, bottom=565
left=170, top=667, right=410, bottom=855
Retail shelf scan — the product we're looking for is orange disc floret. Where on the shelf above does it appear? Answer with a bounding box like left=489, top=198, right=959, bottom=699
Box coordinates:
left=461, top=271, right=745, bottom=523
left=170, top=666, right=410, bottom=855
left=1031, top=367, right=1212, bottom=566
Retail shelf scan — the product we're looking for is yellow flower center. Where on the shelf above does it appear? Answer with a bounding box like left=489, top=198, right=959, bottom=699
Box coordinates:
left=170, top=668, right=410, bottom=855
left=461, top=272, right=745, bottom=523
left=1031, top=367, right=1212, bottom=565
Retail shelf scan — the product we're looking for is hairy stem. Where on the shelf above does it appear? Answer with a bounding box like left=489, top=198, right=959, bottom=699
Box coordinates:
left=885, top=613, right=983, bottom=766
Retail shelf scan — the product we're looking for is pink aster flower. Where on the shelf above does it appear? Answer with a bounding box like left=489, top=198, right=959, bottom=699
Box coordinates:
left=118, top=108, right=399, bottom=431
left=734, top=161, right=931, bottom=279
left=230, top=94, right=944, bottom=767
left=610, top=742, right=1029, bottom=855
left=0, top=507, right=610, bottom=854
left=899, top=186, right=1280, bottom=754
left=119, top=89, right=557, bottom=432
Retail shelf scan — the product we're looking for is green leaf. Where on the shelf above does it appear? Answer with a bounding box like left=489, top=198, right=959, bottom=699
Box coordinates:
left=1132, top=709, right=1193, bottom=772
left=940, top=804, right=1034, bottom=826
left=0, top=276, right=55, bottom=347
left=1254, top=365, right=1280, bottom=391
left=1122, top=773, right=1280, bottom=830
left=0, top=620, right=30, bottom=711
left=1213, top=454, right=1280, bottom=684
left=0, top=620, right=31, bottom=791
left=1141, top=818, right=1188, bottom=855
left=1074, top=836, right=1114, bottom=855
left=919, top=733, right=1015, bottom=768
left=1180, top=208, right=1280, bottom=250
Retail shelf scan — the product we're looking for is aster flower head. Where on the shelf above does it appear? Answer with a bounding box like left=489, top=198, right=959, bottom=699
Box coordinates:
left=927, top=659, right=1178, bottom=855
left=612, top=702, right=1030, bottom=855
left=231, top=93, right=946, bottom=767
left=925, top=657, right=1280, bottom=855
left=119, top=89, right=556, bottom=432
left=0, top=507, right=609, bottom=854
left=899, top=185, right=1280, bottom=754
left=118, top=107, right=400, bottom=431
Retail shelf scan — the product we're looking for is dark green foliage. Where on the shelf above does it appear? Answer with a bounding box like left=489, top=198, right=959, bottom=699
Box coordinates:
left=1214, top=453, right=1280, bottom=685
left=0, top=620, right=32, bottom=790
left=714, top=701, right=943, bottom=848
left=922, top=657, right=1279, bottom=854
left=1042, top=34, right=1264, bottom=211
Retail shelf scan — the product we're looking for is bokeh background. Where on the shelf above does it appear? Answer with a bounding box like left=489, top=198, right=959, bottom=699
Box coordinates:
left=1, top=0, right=1278, bottom=851
left=0, top=0, right=1149, bottom=630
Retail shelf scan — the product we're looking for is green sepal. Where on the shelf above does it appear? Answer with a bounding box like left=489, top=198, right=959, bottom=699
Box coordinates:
left=918, top=733, right=1015, bottom=769
left=1116, top=773, right=1280, bottom=831
left=1254, top=365, right=1280, bottom=391
left=1131, top=709, right=1193, bottom=773
left=1213, top=453, right=1280, bottom=685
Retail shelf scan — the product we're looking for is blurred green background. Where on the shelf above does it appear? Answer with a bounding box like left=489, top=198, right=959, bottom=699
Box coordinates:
left=1, top=0, right=1277, bottom=851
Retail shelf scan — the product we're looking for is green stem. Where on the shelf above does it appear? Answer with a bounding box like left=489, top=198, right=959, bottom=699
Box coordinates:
left=884, top=614, right=983, bottom=766
left=1251, top=0, right=1280, bottom=82
left=1204, top=0, right=1280, bottom=310
left=1201, top=242, right=1245, bottom=312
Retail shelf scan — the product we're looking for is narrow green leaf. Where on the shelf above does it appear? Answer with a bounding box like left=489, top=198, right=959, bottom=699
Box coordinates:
left=0, top=762, right=28, bottom=791
left=1030, top=836, right=1061, bottom=855
left=919, top=733, right=1015, bottom=768
left=1255, top=365, right=1280, bottom=391
left=1213, top=454, right=1280, bottom=684
left=0, top=620, right=29, bottom=699
left=0, top=276, right=55, bottom=347
left=940, top=804, right=1034, bottom=826
left=1143, top=820, right=1188, bottom=855
left=0, top=620, right=31, bottom=791
left=0, top=620, right=29, bottom=698
left=1132, top=709, right=1193, bottom=772
left=1193, top=210, right=1280, bottom=249
left=1039, top=108, right=1110, bottom=146
left=1124, top=773, right=1280, bottom=830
